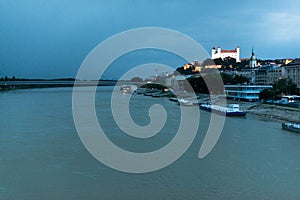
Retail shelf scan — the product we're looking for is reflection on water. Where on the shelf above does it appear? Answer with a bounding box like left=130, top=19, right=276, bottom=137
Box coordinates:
left=0, top=87, right=300, bottom=200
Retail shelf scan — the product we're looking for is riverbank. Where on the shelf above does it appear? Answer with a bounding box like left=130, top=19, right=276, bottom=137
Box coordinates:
left=229, top=100, right=300, bottom=123
left=194, top=96, right=299, bottom=123
left=247, top=103, right=300, bottom=123
left=140, top=91, right=300, bottom=123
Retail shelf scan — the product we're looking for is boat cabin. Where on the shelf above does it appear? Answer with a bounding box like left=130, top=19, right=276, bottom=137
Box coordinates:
left=227, top=104, right=240, bottom=112
left=281, top=95, right=300, bottom=104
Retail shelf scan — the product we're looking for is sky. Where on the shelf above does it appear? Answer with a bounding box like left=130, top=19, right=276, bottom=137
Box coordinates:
left=1, top=0, right=300, bottom=79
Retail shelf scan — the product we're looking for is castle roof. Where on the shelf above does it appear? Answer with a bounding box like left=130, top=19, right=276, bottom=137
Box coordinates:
left=240, top=58, right=250, bottom=61
left=221, top=50, right=237, bottom=53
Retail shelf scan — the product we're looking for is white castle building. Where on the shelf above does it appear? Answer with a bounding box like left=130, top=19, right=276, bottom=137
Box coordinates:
left=211, top=46, right=240, bottom=62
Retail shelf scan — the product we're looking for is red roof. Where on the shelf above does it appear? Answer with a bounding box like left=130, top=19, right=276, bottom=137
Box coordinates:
left=221, top=50, right=237, bottom=53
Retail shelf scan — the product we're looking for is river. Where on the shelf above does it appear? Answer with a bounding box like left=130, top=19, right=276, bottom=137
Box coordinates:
left=0, top=87, right=299, bottom=200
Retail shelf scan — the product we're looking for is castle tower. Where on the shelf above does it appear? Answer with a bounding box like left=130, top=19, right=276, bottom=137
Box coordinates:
left=217, top=46, right=221, bottom=58
left=249, top=47, right=257, bottom=68
left=211, top=47, right=216, bottom=58
left=236, top=46, right=240, bottom=62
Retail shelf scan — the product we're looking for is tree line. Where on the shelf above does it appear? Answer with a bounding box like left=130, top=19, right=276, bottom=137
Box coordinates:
left=259, top=78, right=299, bottom=100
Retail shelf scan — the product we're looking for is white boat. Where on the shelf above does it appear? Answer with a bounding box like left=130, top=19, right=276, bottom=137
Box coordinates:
left=177, top=98, right=194, bottom=106
left=200, top=104, right=247, bottom=116
left=177, top=96, right=209, bottom=106
left=120, top=85, right=132, bottom=93
left=282, top=123, right=300, bottom=133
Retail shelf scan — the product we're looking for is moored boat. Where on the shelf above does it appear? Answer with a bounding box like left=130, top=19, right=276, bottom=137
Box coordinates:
left=169, top=97, right=178, bottom=102
left=152, top=92, right=171, bottom=98
left=120, top=85, right=132, bottom=93
left=135, top=88, right=146, bottom=94
left=152, top=92, right=163, bottom=98
left=282, top=123, right=300, bottom=133
left=177, top=98, right=194, bottom=106
left=200, top=104, right=247, bottom=116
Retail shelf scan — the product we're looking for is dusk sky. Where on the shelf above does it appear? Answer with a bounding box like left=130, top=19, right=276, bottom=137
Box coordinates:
left=1, top=0, right=300, bottom=79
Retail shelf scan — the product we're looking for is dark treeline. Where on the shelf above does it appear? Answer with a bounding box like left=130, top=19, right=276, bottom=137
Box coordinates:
left=260, top=78, right=300, bottom=100
left=0, top=76, right=117, bottom=82
left=0, top=76, right=77, bottom=81
left=185, top=73, right=249, bottom=94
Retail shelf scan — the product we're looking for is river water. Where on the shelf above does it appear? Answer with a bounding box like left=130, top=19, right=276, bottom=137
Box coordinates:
left=0, top=87, right=299, bottom=200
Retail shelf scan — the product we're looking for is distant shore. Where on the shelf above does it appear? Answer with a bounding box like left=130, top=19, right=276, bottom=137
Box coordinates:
left=0, top=79, right=117, bottom=92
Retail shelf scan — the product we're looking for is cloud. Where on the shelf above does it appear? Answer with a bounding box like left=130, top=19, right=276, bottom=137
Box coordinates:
left=260, top=12, right=300, bottom=42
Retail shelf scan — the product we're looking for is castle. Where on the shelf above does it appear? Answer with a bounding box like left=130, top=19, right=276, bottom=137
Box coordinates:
left=211, top=46, right=240, bottom=62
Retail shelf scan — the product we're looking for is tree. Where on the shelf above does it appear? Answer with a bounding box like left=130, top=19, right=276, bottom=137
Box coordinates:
left=186, top=77, right=209, bottom=93
left=221, top=73, right=233, bottom=84
left=259, top=89, right=274, bottom=100
left=213, top=58, right=223, bottom=65
left=130, top=77, right=143, bottom=82
left=273, top=78, right=299, bottom=95
left=202, top=58, right=215, bottom=66
left=231, top=75, right=250, bottom=84
left=260, top=78, right=299, bottom=100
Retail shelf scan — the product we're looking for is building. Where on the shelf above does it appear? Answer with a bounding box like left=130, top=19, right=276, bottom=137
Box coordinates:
left=225, top=85, right=272, bottom=101
left=235, top=69, right=256, bottom=84
left=211, top=46, right=240, bottom=62
left=284, top=59, right=300, bottom=88
left=164, top=75, right=192, bottom=91
left=266, top=66, right=286, bottom=85
left=249, top=47, right=257, bottom=68
left=254, top=64, right=280, bottom=85
left=255, top=68, right=268, bottom=85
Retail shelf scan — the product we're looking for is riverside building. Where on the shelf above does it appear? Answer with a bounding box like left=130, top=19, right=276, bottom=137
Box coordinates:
left=284, top=59, right=300, bottom=88
left=224, top=85, right=272, bottom=102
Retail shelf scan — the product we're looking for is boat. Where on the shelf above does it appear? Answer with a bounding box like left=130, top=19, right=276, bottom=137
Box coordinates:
left=177, top=98, right=194, bottom=106
left=177, top=98, right=200, bottom=106
left=151, top=92, right=170, bottom=98
left=152, top=92, right=163, bottom=98
left=169, top=97, right=178, bottom=102
left=120, top=85, right=132, bottom=93
left=144, top=92, right=155, bottom=96
left=200, top=104, right=247, bottom=116
left=143, top=88, right=159, bottom=96
left=282, top=123, right=300, bottom=133
left=135, top=88, right=146, bottom=94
